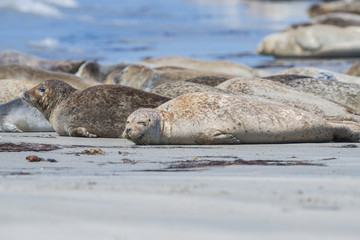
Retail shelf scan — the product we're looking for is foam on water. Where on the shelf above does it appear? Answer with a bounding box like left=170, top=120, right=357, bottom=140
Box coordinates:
left=0, top=0, right=77, bottom=17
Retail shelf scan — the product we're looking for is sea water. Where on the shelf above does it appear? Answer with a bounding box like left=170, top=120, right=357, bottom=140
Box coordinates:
left=0, top=0, right=328, bottom=72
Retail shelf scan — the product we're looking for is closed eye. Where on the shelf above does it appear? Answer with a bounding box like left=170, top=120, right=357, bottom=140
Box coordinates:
left=137, top=121, right=146, bottom=126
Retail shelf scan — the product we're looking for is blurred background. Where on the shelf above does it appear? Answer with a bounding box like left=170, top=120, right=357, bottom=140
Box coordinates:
left=1, top=0, right=350, bottom=72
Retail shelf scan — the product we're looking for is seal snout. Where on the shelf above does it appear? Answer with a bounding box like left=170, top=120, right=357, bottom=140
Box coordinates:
left=125, top=128, right=131, bottom=134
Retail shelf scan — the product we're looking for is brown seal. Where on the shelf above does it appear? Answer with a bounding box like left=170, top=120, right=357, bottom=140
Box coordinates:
left=22, top=79, right=170, bottom=137
left=0, top=64, right=98, bottom=89
left=110, top=64, right=235, bottom=90
left=0, top=49, right=85, bottom=73
left=142, top=56, right=271, bottom=77
left=216, top=77, right=360, bottom=123
left=123, top=92, right=360, bottom=145
left=76, top=61, right=129, bottom=83
left=0, top=79, right=36, bottom=103
left=307, top=0, right=360, bottom=17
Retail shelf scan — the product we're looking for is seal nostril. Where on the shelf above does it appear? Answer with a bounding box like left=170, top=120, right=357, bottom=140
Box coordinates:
left=125, top=128, right=131, bottom=134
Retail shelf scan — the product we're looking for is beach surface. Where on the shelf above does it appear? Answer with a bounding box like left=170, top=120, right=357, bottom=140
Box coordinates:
left=0, top=132, right=359, bottom=239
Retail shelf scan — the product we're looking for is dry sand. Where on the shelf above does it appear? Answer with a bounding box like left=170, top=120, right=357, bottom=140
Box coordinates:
left=0, top=132, right=359, bottom=240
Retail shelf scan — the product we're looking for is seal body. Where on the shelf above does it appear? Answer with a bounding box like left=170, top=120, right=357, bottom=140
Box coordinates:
left=76, top=61, right=129, bottom=83
left=307, top=0, right=360, bottom=17
left=112, top=64, right=235, bottom=90
left=0, top=50, right=85, bottom=73
left=142, top=56, right=270, bottom=77
left=0, top=64, right=98, bottom=89
left=0, top=98, right=53, bottom=132
left=276, top=67, right=360, bottom=85
left=256, top=25, right=360, bottom=58
left=22, top=80, right=170, bottom=138
left=0, top=79, right=36, bottom=103
left=216, top=77, right=360, bottom=123
left=123, top=92, right=360, bottom=144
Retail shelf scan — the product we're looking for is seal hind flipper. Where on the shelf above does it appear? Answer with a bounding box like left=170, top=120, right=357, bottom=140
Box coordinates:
left=68, top=127, right=97, bottom=138
left=1, top=123, right=22, bottom=132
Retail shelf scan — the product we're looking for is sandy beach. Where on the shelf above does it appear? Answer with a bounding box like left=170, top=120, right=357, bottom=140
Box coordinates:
left=0, top=132, right=359, bottom=239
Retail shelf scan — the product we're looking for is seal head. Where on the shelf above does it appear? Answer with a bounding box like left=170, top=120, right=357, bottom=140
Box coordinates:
left=123, top=108, right=162, bottom=145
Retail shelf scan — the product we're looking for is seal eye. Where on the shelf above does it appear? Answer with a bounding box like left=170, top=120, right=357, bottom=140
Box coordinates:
left=148, top=119, right=151, bottom=122
left=38, top=86, right=46, bottom=93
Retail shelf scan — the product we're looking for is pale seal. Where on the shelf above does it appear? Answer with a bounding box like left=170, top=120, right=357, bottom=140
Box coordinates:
left=22, top=79, right=170, bottom=138
left=0, top=50, right=85, bottom=73
left=265, top=75, right=360, bottom=111
left=256, top=25, right=360, bottom=58
left=275, top=67, right=360, bottom=85
left=111, top=64, right=235, bottom=90
left=0, top=79, right=36, bottom=103
left=123, top=92, right=360, bottom=145
left=75, top=61, right=129, bottom=83
left=216, top=77, right=360, bottom=123
left=0, top=98, right=53, bottom=132
left=0, top=64, right=98, bottom=89
left=307, top=0, right=360, bottom=17
left=142, top=56, right=271, bottom=77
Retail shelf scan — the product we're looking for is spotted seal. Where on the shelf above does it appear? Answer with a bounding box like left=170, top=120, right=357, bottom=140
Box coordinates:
left=22, top=79, right=170, bottom=137
left=307, top=0, right=360, bottom=17
left=123, top=92, right=360, bottom=144
left=0, top=98, right=53, bottom=132
left=0, top=49, right=85, bottom=73
left=0, top=79, right=36, bottom=103
left=0, top=64, right=99, bottom=89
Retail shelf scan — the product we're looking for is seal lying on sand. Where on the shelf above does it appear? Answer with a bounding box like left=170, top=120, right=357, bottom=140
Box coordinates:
left=22, top=80, right=170, bottom=137
left=216, top=77, right=360, bottom=123
left=0, top=50, right=85, bottom=73
left=0, top=98, right=53, bottom=132
left=0, top=79, right=36, bottom=103
left=275, top=67, right=360, bottom=85
left=0, top=64, right=98, bottom=89
left=142, top=56, right=271, bottom=77
left=292, top=13, right=360, bottom=28
left=265, top=76, right=360, bottom=112
left=256, top=25, right=360, bottom=58
left=112, top=64, right=235, bottom=90
left=123, top=92, right=360, bottom=145
left=76, top=61, right=129, bottom=83
left=307, top=0, right=360, bottom=17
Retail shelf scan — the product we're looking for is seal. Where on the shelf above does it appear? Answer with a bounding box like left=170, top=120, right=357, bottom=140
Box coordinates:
left=345, top=62, right=360, bottom=76
left=292, top=13, right=360, bottom=29
left=0, top=79, right=36, bottom=103
left=307, top=0, right=360, bottom=17
left=150, top=81, right=230, bottom=98
left=22, top=79, right=170, bottom=138
left=0, top=49, right=85, bottom=73
left=216, top=77, right=360, bottom=123
left=0, top=98, right=53, bottom=132
left=142, top=56, right=271, bottom=77
left=276, top=67, right=360, bottom=85
left=75, top=61, right=129, bottom=83
left=265, top=76, right=360, bottom=112
left=111, top=64, right=235, bottom=90
left=123, top=92, right=360, bottom=144
left=0, top=64, right=99, bottom=89
left=256, top=25, right=360, bottom=58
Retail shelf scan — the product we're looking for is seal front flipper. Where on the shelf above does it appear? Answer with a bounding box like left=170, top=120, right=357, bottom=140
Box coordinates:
left=195, top=130, right=241, bottom=144
left=1, top=123, right=23, bottom=132
left=68, top=127, right=97, bottom=138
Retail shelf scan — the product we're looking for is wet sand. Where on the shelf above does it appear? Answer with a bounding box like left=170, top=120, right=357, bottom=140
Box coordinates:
left=0, top=132, right=359, bottom=239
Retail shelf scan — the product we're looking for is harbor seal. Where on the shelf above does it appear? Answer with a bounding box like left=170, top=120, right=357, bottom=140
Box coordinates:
left=142, top=56, right=271, bottom=77
left=256, top=25, right=360, bottom=58
left=345, top=62, right=360, bottom=76
left=75, top=61, right=129, bottom=83
left=0, top=50, right=85, bottom=73
left=123, top=92, right=360, bottom=144
left=307, top=0, right=360, bottom=17
left=292, top=13, right=360, bottom=28
left=275, top=67, right=360, bottom=85
left=22, top=79, right=170, bottom=138
left=265, top=76, right=360, bottom=112
left=0, top=64, right=99, bottom=89
left=150, top=81, right=230, bottom=98
left=0, top=98, right=53, bottom=132
left=0, top=79, right=36, bottom=103
left=111, top=64, right=235, bottom=90
left=216, top=77, right=360, bottom=123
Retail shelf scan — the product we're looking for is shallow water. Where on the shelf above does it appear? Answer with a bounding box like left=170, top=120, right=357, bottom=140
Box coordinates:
left=0, top=0, right=357, bottom=73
